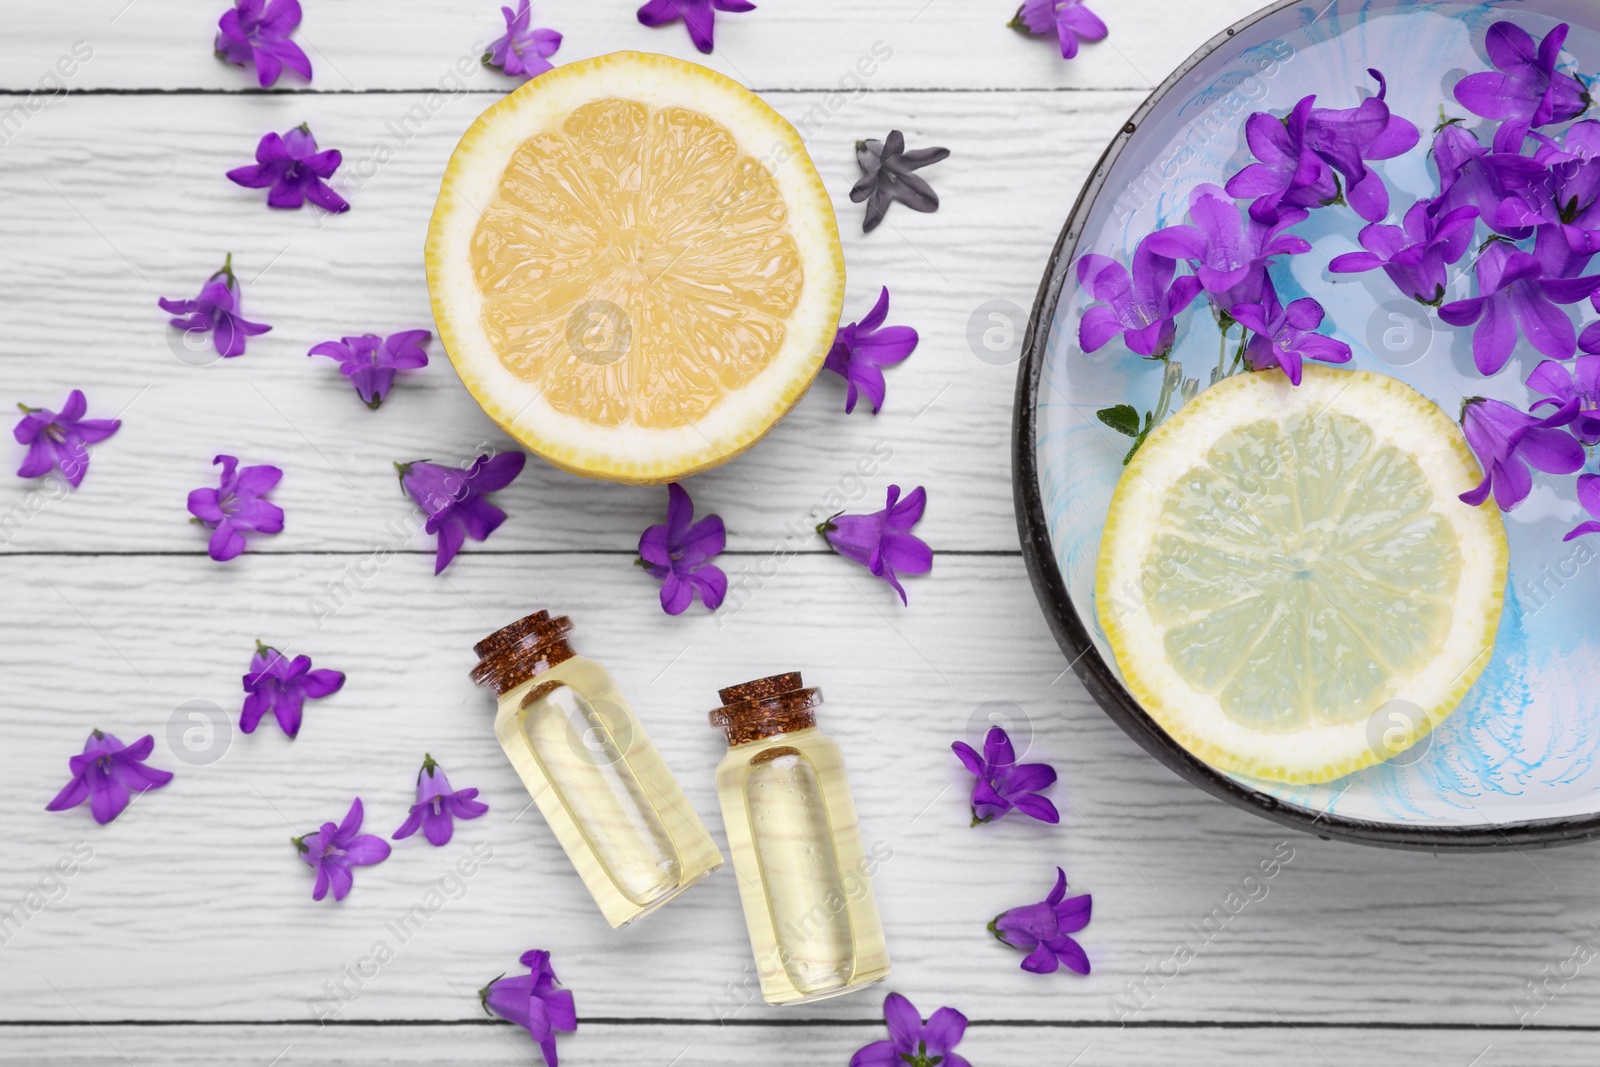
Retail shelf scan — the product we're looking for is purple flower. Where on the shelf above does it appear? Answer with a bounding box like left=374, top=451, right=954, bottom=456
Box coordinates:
left=850, top=993, right=970, bottom=1067
left=46, top=730, right=172, bottom=825
left=158, top=255, right=272, bottom=359
left=1077, top=235, right=1203, bottom=358
left=1010, top=0, right=1108, bottom=61
left=227, top=125, right=349, bottom=213
left=1429, top=122, right=1548, bottom=238
left=638, top=482, right=727, bottom=614
left=187, top=454, right=285, bottom=561
left=1146, top=183, right=1310, bottom=315
left=1454, top=21, right=1589, bottom=130
left=215, top=0, right=312, bottom=88
left=293, top=798, right=391, bottom=902
left=819, top=485, right=931, bottom=605
left=485, top=0, right=562, bottom=79
left=990, top=867, right=1093, bottom=976
left=1528, top=354, right=1600, bottom=443
left=308, top=330, right=431, bottom=409
left=241, top=641, right=345, bottom=739
left=824, top=287, right=918, bottom=414
left=1230, top=295, right=1352, bottom=386
left=951, top=725, right=1058, bottom=826
left=479, top=950, right=578, bottom=1066
left=1439, top=231, right=1600, bottom=374
left=13, top=390, right=120, bottom=489
left=1328, top=198, right=1480, bottom=305
left=636, top=0, right=755, bottom=55
left=1563, top=474, right=1600, bottom=541
left=1458, top=396, right=1584, bottom=511
left=393, top=755, right=489, bottom=845
left=397, top=451, right=527, bottom=575
left=1518, top=121, right=1600, bottom=253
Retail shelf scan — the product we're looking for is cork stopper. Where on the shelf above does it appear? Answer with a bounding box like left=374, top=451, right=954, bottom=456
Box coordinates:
left=710, top=672, right=822, bottom=746
left=470, top=610, right=576, bottom=695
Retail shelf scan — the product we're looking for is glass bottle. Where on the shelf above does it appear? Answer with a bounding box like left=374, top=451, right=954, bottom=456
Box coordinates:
left=710, top=672, right=890, bottom=1005
left=472, top=610, right=723, bottom=928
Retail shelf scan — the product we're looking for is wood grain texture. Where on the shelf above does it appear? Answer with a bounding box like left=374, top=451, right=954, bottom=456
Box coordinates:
left=0, top=90, right=1140, bottom=555
left=4, top=0, right=1267, bottom=93
left=5, top=555, right=1600, bottom=1028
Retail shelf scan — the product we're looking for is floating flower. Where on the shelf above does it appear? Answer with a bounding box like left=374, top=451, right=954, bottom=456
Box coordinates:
left=46, top=730, right=173, bottom=825
left=636, top=0, right=754, bottom=55
left=1438, top=232, right=1600, bottom=374
left=1230, top=295, right=1352, bottom=386
left=1518, top=121, right=1600, bottom=254
left=990, top=867, right=1093, bottom=976
left=293, top=798, right=391, bottom=902
left=951, top=725, right=1059, bottom=826
left=824, top=287, right=918, bottom=414
left=13, top=390, right=120, bottom=489
left=1453, top=21, right=1589, bottom=131
left=1009, top=0, right=1108, bottom=61
left=850, top=993, right=970, bottom=1067
left=819, top=485, right=931, bottom=604
left=241, top=641, right=345, bottom=739
left=1528, top=354, right=1600, bottom=443
left=485, top=0, right=562, bottom=78
left=1458, top=395, right=1584, bottom=511
left=1146, top=183, right=1310, bottom=315
left=479, top=949, right=578, bottom=1066
left=1564, top=473, right=1600, bottom=541
left=1429, top=122, right=1547, bottom=238
left=638, top=482, right=727, bottom=614
left=1077, top=235, right=1203, bottom=358
left=850, top=130, right=950, bottom=234
left=187, top=454, right=285, bottom=561
left=1328, top=198, right=1481, bottom=305
left=397, top=451, right=527, bottom=575
left=308, top=330, right=430, bottom=409
left=227, top=125, right=349, bottom=213
left=214, top=0, right=312, bottom=88
left=159, top=255, right=272, bottom=359
left=393, top=755, right=489, bottom=845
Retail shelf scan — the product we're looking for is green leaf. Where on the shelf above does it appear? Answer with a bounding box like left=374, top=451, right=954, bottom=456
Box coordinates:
left=1096, top=404, right=1142, bottom=437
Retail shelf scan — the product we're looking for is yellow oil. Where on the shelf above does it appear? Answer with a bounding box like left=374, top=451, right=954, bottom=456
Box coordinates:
left=715, top=727, right=890, bottom=1005
left=494, top=654, right=723, bottom=927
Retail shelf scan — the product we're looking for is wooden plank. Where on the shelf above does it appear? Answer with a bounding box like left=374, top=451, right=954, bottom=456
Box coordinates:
left=0, top=89, right=1139, bottom=555
left=0, top=1022, right=1575, bottom=1066
left=4, top=0, right=1267, bottom=94
left=5, top=553, right=1600, bottom=1025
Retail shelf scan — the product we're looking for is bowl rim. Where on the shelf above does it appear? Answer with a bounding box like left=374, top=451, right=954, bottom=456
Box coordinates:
left=1010, top=0, right=1600, bottom=851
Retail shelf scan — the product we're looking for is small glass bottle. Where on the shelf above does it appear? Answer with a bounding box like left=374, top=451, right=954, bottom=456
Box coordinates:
left=710, top=672, right=890, bottom=1005
left=472, top=610, right=723, bottom=928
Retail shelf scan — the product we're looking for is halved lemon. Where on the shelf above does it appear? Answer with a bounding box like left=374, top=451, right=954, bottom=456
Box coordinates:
left=1096, top=367, right=1507, bottom=785
left=426, top=51, right=845, bottom=483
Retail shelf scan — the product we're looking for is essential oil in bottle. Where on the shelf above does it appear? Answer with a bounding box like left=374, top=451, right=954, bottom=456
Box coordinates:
left=710, top=672, right=890, bottom=1005
left=472, top=610, right=723, bottom=928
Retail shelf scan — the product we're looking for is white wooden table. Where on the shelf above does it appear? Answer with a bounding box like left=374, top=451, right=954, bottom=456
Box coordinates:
left=2, top=2, right=1596, bottom=1063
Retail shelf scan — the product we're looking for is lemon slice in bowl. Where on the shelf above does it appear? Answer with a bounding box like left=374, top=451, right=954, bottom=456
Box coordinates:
left=426, top=51, right=845, bottom=484
left=1096, top=366, right=1507, bottom=785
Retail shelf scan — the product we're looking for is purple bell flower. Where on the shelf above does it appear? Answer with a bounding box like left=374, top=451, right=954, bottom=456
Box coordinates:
left=1010, top=0, right=1108, bottom=61
left=951, top=725, right=1059, bottom=826
left=241, top=641, right=345, bottom=739
left=293, top=798, right=391, bottom=902
left=1439, top=230, right=1600, bottom=374
left=850, top=993, right=970, bottom=1067
left=227, top=125, right=349, bottom=213
left=308, top=330, right=430, bottom=409
left=480, top=950, right=578, bottom=1066
left=13, top=390, right=120, bottom=489
left=158, top=255, right=272, bottom=359
left=1514, top=121, right=1600, bottom=254
left=394, top=755, right=489, bottom=846
left=819, top=484, right=932, bottom=605
left=991, top=867, right=1093, bottom=976
left=1077, top=234, right=1203, bottom=358
left=46, top=730, right=173, bottom=825
left=214, top=0, right=312, bottom=88
left=186, top=454, right=285, bottom=561
left=1145, top=183, right=1310, bottom=315
left=1329, top=198, right=1480, bottom=305
left=638, top=482, right=727, bottom=615
left=485, top=0, right=563, bottom=79
left=1528, top=353, right=1600, bottom=443
left=1564, top=474, right=1600, bottom=541
left=397, top=452, right=527, bottom=575
left=1230, top=295, right=1352, bottom=386
left=824, top=287, right=918, bottom=414
left=636, top=0, right=755, bottom=55
left=1453, top=21, right=1590, bottom=130
left=1458, top=395, right=1584, bottom=511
